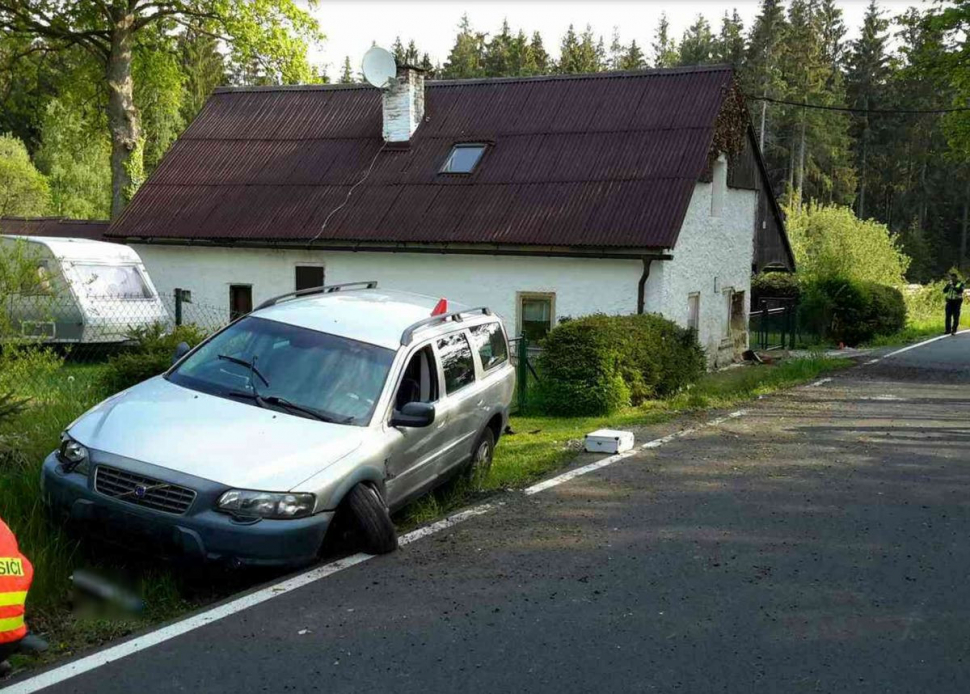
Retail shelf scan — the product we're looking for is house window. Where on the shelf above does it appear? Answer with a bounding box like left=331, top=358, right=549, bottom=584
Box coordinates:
left=469, top=322, right=508, bottom=372
left=437, top=333, right=476, bottom=394
left=518, top=292, right=555, bottom=343
left=440, top=143, right=486, bottom=174
left=731, top=290, right=746, bottom=334
left=723, top=289, right=734, bottom=338
left=229, top=284, right=252, bottom=321
left=687, top=293, right=700, bottom=333
left=711, top=154, right=727, bottom=217
left=295, top=265, right=324, bottom=291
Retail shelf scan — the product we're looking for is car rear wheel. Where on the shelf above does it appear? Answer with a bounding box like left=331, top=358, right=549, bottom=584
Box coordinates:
left=346, top=483, right=398, bottom=555
left=465, top=428, right=495, bottom=487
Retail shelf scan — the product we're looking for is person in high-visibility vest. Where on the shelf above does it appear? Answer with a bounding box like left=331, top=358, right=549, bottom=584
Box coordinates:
left=944, top=273, right=966, bottom=336
left=0, top=517, right=33, bottom=674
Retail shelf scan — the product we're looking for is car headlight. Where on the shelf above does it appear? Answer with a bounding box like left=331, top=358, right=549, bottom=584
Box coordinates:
left=58, top=435, right=89, bottom=474
left=216, top=490, right=315, bottom=519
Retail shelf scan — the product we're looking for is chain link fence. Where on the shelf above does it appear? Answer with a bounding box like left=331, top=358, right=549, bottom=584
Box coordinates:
left=1, top=292, right=229, bottom=404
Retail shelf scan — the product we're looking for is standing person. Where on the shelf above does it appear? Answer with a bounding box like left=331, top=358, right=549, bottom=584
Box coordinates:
left=0, top=517, right=35, bottom=676
left=944, top=272, right=966, bottom=336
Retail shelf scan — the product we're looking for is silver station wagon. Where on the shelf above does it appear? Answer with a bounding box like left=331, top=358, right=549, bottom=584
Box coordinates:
left=42, top=283, right=515, bottom=566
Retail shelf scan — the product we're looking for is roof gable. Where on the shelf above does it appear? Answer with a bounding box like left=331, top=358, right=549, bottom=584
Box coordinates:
left=109, top=66, right=738, bottom=250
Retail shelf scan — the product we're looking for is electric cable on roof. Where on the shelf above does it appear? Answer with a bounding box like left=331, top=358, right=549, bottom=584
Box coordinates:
left=306, top=141, right=388, bottom=248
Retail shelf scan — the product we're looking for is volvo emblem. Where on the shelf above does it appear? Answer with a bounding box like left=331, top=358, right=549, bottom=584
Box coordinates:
left=133, top=485, right=147, bottom=499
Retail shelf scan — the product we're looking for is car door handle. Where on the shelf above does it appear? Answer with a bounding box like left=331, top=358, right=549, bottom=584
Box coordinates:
left=476, top=399, right=485, bottom=407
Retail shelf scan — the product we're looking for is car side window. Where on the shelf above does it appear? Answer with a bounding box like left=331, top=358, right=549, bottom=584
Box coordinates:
left=395, top=345, right=440, bottom=410
left=437, top=332, right=475, bottom=394
left=469, top=322, right=508, bottom=372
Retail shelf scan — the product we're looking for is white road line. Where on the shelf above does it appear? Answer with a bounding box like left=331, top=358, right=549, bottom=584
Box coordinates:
left=7, top=504, right=498, bottom=694
left=10, top=410, right=749, bottom=693
left=881, top=329, right=969, bottom=360
left=806, top=377, right=832, bottom=388
left=524, top=409, right=746, bottom=496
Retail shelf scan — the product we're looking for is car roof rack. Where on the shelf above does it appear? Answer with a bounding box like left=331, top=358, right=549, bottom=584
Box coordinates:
left=400, top=307, right=492, bottom=346
left=255, top=281, right=378, bottom=311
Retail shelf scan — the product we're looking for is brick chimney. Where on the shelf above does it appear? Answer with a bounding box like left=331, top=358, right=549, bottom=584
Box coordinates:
left=382, top=65, right=425, bottom=143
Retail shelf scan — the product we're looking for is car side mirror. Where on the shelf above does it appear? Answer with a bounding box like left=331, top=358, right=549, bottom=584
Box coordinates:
left=390, top=401, right=435, bottom=428
left=171, top=341, right=191, bottom=365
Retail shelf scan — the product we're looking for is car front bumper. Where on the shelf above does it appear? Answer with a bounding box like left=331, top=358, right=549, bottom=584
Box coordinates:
left=41, top=451, right=333, bottom=568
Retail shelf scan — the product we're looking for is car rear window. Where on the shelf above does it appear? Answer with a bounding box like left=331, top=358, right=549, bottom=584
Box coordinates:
left=469, top=322, right=508, bottom=371
left=437, top=332, right=475, bottom=394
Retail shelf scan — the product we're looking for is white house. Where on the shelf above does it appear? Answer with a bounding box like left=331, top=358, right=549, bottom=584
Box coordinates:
left=107, top=65, right=793, bottom=365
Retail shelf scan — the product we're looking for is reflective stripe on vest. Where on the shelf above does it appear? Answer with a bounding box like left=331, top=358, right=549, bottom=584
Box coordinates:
left=946, top=283, right=965, bottom=301
left=0, top=591, right=27, bottom=608
left=0, top=614, right=25, bottom=632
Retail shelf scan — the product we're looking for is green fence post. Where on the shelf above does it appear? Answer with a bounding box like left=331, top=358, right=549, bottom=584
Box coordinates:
left=174, top=288, right=183, bottom=326
left=517, top=335, right=529, bottom=411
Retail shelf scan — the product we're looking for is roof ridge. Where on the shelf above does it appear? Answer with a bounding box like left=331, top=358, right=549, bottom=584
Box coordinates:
left=214, top=64, right=734, bottom=94
left=0, top=216, right=109, bottom=224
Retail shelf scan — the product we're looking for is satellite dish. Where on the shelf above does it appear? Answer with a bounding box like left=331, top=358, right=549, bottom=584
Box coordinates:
left=362, top=46, right=397, bottom=89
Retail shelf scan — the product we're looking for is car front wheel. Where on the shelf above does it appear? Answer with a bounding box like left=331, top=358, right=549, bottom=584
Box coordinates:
left=345, top=483, right=398, bottom=555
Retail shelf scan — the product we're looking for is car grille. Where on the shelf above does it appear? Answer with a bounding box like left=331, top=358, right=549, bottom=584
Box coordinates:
left=94, top=465, right=196, bottom=515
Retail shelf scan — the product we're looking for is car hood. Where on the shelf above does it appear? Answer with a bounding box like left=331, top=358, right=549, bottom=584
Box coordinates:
left=68, top=377, right=365, bottom=491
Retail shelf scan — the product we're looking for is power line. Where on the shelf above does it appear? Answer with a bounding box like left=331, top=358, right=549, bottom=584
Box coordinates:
left=746, top=95, right=970, bottom=115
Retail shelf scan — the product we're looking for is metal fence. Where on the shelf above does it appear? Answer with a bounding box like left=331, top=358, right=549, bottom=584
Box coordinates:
left=749, top=297, right=798, bottom=351
left=509, top=335, right=540, bottom=413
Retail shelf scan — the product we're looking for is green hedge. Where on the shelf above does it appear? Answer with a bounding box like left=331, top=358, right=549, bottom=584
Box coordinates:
left=536, top=314, right=705, bottom=416
left=751, top=271, right=800, bottom=304
left=798, top=278, right=906, bottom=346
left=98, top=323, right=209, bottom=394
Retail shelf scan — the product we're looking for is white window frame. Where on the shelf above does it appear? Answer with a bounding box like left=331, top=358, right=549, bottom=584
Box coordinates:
left=687, top=292, right=700, bottom=333
left=516, top=291, right=556, bottom=341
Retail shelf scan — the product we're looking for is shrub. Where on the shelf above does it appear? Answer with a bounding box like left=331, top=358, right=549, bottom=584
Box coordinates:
left=785, top=201, right=910, bottom=287
left=536, top=313, right=705, bottom=416
left=534, top=320, right=629, bottom=416
left=798, top=278, right=906, bottom=346
left=98, top=323, right=208, bottom=394
left=751, top=271, right=800, bottom=304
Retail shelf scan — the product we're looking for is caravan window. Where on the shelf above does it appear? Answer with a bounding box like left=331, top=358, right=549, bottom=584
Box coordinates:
left=74, top=264, right=152, bottom=300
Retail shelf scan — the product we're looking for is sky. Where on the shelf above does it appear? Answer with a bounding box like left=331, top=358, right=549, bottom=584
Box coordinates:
left=306, top=0, right=918, bottom=80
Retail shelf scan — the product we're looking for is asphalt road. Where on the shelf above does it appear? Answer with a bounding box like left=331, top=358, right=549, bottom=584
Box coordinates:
left=9, top=333, right=970, bottom=693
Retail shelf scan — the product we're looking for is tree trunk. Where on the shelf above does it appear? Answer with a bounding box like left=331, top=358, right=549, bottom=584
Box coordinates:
left=858, top=96, right=869, bottom=220
left=759, top=93, right=768, bottom=152
left=796, top=112, right=806, bottom=208
left=961, top=174, right=969, bottom=271
left=106, top=13, right=141, bottom=220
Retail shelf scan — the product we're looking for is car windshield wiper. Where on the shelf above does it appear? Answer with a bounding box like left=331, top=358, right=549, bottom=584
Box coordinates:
left=262, top=396, right=349, bottom=423
left=217, top=354, right=270, bottom=387
left=226, top=392, right=351, bottom=424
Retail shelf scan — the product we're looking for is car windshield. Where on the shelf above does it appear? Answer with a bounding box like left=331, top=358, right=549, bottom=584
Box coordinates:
left=167, top=316, right=394, bottom=426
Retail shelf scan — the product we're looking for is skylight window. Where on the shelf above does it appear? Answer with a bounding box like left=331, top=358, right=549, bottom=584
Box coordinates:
left=440, top=143, right=486, bottom=174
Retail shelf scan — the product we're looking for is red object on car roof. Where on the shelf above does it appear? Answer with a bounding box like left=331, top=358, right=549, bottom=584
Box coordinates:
left=431, top=299, right=448, bottom=316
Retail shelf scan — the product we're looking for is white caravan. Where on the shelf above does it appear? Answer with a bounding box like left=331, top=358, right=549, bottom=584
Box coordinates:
left=1, top=235, right=169, bottom=344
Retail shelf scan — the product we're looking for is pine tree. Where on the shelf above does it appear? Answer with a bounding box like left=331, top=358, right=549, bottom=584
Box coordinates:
left=744, top=0, right=788, bottom=152
left=845, top=0, right=890, bottom=218
left=484, top=19, right=514, bottom=77
left=608, top=28, right=624, bottom=71
left=338, top=56, right=355, bottom=83
left=651, top=13, right=678, bottom=69
left=529, top=32, right=551, bottom=75
left=559, top=24, right=604, bottom=74
left=714, top=10, right=746, bottom=68
left=441, top=14, right=486, bottom=79
left=620, top=40, right=646, bottom=71
left=678, top=15, right=715, bottom=66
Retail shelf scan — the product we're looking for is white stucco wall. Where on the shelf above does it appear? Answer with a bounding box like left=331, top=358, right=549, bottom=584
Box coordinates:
left=133, top=244, right=648, bottom=336
left=655, top=172, right=757, bottom=364
left=133, top=168, right=755, bottom=365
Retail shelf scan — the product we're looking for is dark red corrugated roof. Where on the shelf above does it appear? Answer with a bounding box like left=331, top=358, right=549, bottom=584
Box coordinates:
left=109, top=66, right=737, bottom=250
left=1, top=217, right=109, bottom=241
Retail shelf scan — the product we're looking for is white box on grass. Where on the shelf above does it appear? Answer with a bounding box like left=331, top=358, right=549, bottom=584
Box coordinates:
left=584, top=429, right=635, bottom=454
